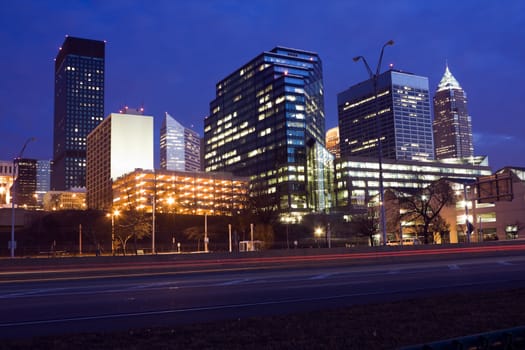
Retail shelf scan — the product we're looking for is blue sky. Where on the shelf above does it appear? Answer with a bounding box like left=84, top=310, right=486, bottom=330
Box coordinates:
left=1, top=0, right=524, bottom=171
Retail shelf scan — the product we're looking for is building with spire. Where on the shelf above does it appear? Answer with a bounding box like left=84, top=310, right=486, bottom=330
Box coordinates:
left=433, top=64, right=474, bottom=160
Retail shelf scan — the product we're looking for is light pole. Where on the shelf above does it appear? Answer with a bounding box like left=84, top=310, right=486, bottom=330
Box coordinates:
left=108, top=209, right=120, bottom=255
left=353, top=40, right=394, bottom=246
left=10, top=137, right=35, bottom=258
left=315, top=226, right=323, bottom=248
left=151, top=170, right=157, bottom=255
left=167, top=196, right=175, bottom=251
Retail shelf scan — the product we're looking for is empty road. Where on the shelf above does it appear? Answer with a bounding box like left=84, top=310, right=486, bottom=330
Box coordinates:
left=1, top=244, right=525, bottom=339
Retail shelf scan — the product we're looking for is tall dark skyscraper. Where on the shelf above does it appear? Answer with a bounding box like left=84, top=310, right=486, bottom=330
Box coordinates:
left=338, top=69, right=434, bottom=161
left=204, top=47, right=326, bottom=217
left=13, top=158, right=37, bottom=207
left=433, top=64, right=473, bottom=160
left=52, top=36, right=105, bottom=190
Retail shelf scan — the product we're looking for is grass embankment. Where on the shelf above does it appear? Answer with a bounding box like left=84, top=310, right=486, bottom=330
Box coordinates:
left=2, top=288, right=525, bottom=349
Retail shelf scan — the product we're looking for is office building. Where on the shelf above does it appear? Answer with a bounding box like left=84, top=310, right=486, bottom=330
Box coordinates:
left=112, top=169, right=249, bottom=216
left=43, top=189, right=86, bottom=211
left=338, top=69, right=434, bottom=161
left=334, top=156, right=491, bottom=216
left=160, top=113, right=201, bottom=172
left=433, top=64, right=474, bottom=159
left=325, top=126, right=340, bottom=158
left=204, top=46, right=325, bottom=218
left=12, top=158, right=37, bottom=208
left=36, top=160, right=52, bottom=207
left=86, top=111, right=154, bottom=210
left=0, top=161, right=14, bottom=208
left=52, top=36, right=105, bottom=190
left=438, top=167, right=525, bottom=243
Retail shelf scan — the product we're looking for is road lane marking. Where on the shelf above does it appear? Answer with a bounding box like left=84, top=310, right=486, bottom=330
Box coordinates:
left=448, top=264, right=460, bottom=270
left=309, top=273, right=335, bottom=280
left=215, top=278, right=252, bottom=286
left=498, top=260, right=513, bottom=266
left=0, top=278, right=515, bottom=329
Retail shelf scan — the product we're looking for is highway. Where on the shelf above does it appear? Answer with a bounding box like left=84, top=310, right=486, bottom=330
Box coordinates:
left=1, top=244, right=525, bottom=339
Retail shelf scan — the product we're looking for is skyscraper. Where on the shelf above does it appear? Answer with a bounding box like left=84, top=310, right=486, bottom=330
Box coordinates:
left=433, top=64, right=474, bottom=159
left=86, top=110, right=154, bottom=210
left=338, top=69, right=434, bottom=161
left=52, top=36, right=105, bottom=190
left=36, top=160, right=52, bottom=207
left=13, top=158, right=37, bottom=208
left=325, top=127, right=340, bottom=158
left=205, top=47, right=326, bottom=217
left=160, top=113, right=201, bottom=172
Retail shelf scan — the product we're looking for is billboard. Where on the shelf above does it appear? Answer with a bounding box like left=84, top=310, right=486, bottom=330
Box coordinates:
left=475, top=171, right=513, bottom=203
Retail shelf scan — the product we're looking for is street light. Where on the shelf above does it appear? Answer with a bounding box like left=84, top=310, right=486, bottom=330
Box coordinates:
left=10, top=137, right=35, bottom=258
left=167, top=196, right=175, bottom=251
left=315, top=226, right=323, bottom=248
left=353, top=40, right=394, bottom=246
left=107, top=209, right=120, bottom=255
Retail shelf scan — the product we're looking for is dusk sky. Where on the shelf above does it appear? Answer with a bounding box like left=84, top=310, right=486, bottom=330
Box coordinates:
left=1, top=1, right=524, bottom=171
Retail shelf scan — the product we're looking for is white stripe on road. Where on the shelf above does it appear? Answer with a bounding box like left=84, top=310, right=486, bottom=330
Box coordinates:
left=309, top=273, right=335, bottom=280
left=0, top=279, right=503, bottom=329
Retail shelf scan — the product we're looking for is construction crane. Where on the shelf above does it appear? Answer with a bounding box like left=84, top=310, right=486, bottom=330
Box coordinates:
left=10, top=137, right=36, bottom=258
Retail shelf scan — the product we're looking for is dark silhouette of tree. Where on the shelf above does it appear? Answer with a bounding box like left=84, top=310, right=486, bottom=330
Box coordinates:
left=351, top=214, right=377, bottom=247
left=114, top=210, right=151, bottom=255
left=396, top=179, right=456, bottom=244
left=230, top=186, right=279, bottom=249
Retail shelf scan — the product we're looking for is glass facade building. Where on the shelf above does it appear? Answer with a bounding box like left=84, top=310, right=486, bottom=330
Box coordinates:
left=36, top=160, right=52, bottom=207
left=433, top=64, right=474, bottom=159
left=160, top=113, right=201, bottom=172
left=307, top=141, right=334, bottom=213
left=338, top=69, right=434, bottom=162
left=334, top=156, right=491, bottom=214
left=52, top=36, right=105, bottom=190
left=204, top=47, right=325, bottom=218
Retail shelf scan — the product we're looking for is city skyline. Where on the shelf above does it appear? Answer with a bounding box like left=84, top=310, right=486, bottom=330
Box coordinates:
left=1, top=1, right=524, bottom=172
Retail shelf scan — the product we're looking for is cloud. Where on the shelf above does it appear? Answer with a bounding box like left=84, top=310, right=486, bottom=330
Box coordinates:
left=473, top=132, right=517, bottom=147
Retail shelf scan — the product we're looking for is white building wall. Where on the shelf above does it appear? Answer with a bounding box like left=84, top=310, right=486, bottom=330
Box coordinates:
left=110, top=113, right=154, bottom=180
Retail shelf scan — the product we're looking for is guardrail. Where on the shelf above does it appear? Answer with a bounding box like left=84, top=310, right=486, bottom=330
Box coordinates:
left=399, top=326, right=525, bottom=350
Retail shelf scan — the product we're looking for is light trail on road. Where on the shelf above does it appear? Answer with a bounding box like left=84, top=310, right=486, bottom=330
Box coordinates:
left=2, top=243, right=525, bottom=280
left=1, top=249, right=525, bottom=339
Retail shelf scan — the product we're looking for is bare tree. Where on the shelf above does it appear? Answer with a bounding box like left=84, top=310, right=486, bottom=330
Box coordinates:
left=114, top=210, right=151, bottom=255
left=397, top=179, right=456, bottom=244
left=351, top=214, right=377, bottom=247
left=112, top=186, right=152, bottom=255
